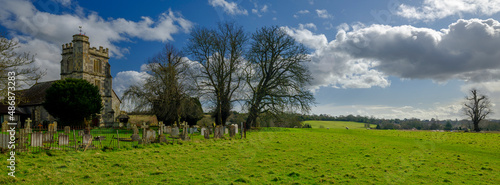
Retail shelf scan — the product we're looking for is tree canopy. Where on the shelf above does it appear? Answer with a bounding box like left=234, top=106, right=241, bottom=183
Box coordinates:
left=43, top=78, right=102, bottom=126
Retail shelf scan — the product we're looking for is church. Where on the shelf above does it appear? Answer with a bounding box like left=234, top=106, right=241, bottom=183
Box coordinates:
left=17, top=34, right=121, bottom=126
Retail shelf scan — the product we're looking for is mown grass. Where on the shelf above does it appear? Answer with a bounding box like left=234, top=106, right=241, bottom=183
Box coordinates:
left=0, top=123, right=498, bottom=184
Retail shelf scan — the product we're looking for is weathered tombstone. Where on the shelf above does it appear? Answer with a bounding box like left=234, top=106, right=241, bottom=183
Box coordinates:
left=233, top=124, right=238, bottom=134
left=200, top=127, right=207, bottom=137
left=2, top=121, right=9, bottom=132
left=132, top=125, right=139, bottom=135
left=64, top=126, right=71, bottom=135
left=165, top=126, right=172, bottom=134
left=53, top=121, right=57, bottom=131
left=16, top=129, right=28, bottom=149
left=130, top=134, right=140, bottom=141
left=78, top=130, right=85, bottom=137
left=119, top=122, right=124, bottom=128
left=43, top=132, right=54, bottom=143
left=189, top=127, right=194, bottom=134
left=31, top=132, right=43, bottom=147
left=203, top=129, right=210, bottom=139
left=171, top=127, right=179, bottom=137
left=82, top=134, right=92, bottom=145
left=214, top=126, right=222, bottom=139
left=141, top=122, right=149, bottom=144
left=159, top=134, right=167, bottom=143
left=225, top=127, right=229, bottom=135
left=146, top=129, right=156, bottom=142
left=58, top=134, right=69, bottom=146
left=158, top=121, right=164, bottom=134
left=25, top=118, right=32, bottom=133
left=229, top=125, right=236, bottom=138
left=0, top=134, right=9, bottom=148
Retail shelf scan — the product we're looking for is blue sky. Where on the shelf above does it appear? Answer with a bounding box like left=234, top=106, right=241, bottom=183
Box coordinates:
left=1, top=0, right=500, bottom=120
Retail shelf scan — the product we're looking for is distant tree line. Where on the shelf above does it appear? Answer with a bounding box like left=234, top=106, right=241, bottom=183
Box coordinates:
left=298, top=114, right=500, bottom=131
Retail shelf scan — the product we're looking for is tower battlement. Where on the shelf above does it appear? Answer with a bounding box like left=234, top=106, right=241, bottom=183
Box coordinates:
left=89, top=46, right=109, bottom=58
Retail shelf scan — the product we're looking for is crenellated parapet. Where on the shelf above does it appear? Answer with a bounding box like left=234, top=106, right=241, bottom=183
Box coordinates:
left=61, top=43, right=73, bottom=54
left=89, top=46, right=109, bottom=58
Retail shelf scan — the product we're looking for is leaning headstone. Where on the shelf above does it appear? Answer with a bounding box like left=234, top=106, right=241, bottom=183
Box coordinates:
left=171, top=127, right=179, bottom=137
left=31, top=132, right=43, bottom=147
left=58, top=134, right=69, bottom=146
left=2, top=121, right=9, bottom=132
left=82, top=134, right=92, bottom=145
left=64, top=126, right=71, bottom=135
left=181, top=122, right=190, bottom=140
left=43, top=132, right=54, bottom=143
left=78, top=130, right=85, bottom=137
left=25, top=118, right=32, bottom=133
left=0, top=134, right=9, bottom=148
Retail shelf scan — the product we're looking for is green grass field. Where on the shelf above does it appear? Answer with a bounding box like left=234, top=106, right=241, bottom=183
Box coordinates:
left=1, top=121, right=498, bottom=184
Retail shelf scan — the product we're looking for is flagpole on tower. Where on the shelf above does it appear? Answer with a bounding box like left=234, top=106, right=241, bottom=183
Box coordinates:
left=79, top=26, right=82, bottom=35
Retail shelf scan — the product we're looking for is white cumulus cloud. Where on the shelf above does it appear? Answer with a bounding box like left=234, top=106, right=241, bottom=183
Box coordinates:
left=397, top=0, right=500, bottom=21
left=209, top=0, right=248, bottom=15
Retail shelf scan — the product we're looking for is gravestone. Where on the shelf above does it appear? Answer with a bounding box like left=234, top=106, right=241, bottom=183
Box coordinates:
left=158, top=122, right=164, bottom=134
left=43, top=132, right=54, bottom=143
left=189, top=127, right=194, bottom=134
left=159, top=134, right=167, bottom=143
left=233, top=124, right=238, bottom=134
left=132, top=125, right=139, bottom=135
left=181, top=122, right=190, bottom=140
left=165, top=126, right=172, bottom=134
left=31, top=132, right=43, bottom=147
left=229, top=125, right=236, bottom=138
left=25, top=118, right=32, bottom=133
left=82, top=134, right=92, bottom=145
left=119, top=122, right=124, bottom=128
left=58, top=134, right=69, bottom=146
left=214, top=126, right=222, bottom=139
left=141, top=122, right=149, bottom=144
left=126, top=123, right=131, bottom=129
left=203, top=129, right=210, bottom=139
left=64, top=126, right=71, bottom=135
left=1, top=121, right=8, bottom=132
left=171, top=127, right=179, bottom=137
left=16, top=129, right=28, bottom=149
left=78, top=130, right=85, bottom=137
left=0, top=134, right=9, bottom=148
left=225, top=127, right=229, bottom=135
left=200, top=127, right=207, bottom=137
left=130, top=134, right=140, bottom=141
left=146, top=129, right=156, bottom=142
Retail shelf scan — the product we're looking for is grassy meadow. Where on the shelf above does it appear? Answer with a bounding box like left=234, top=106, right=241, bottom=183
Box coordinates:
left=1, top=121, right=498, bottom=184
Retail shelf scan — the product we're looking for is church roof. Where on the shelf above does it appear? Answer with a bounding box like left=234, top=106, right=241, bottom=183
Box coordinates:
left=17, top=81, right=56, bottom=106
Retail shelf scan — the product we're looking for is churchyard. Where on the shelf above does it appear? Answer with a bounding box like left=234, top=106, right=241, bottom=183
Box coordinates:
left=0, top=121, right=498, bottom=184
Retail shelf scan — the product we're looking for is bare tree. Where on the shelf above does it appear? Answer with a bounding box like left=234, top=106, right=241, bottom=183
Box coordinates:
left=186, top=22, right=246, bottom=125
left=0, top=34, right=45, bottom=101
left=463, top=89, right=492, bottom=132
left=245, top=26, right=315, bottom=128
left=123, top=44, right=198, bottom=126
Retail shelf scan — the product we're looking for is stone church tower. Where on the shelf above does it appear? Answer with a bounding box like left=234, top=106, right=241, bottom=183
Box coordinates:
left=60, top=34, right=119, bottom=124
